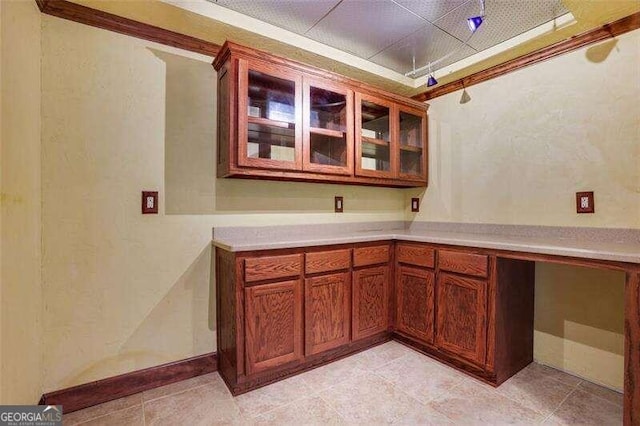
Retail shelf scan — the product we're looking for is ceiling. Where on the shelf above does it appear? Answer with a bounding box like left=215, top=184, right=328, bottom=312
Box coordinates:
left=211, top=0, right=569, bottom=75
left=70, top=0, right=640, bottom=96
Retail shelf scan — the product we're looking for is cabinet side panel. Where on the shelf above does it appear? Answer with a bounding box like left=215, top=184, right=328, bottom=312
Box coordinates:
left=216, top=60, right=234, bottom=177
left=625, top=271, right=640, bottom=426
left=216, top=248, right=238, bottom=386
left=494, top=258, right=535, bottom=384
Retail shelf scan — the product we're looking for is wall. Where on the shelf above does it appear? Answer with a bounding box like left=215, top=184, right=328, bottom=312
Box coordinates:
left=0, top=1, right=42, bottom=404
left=40, top=16, right=405, bottom=393
left=408, top=30, right=640, bottom=390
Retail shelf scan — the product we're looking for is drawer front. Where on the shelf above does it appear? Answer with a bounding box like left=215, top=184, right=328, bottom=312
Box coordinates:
left=353, top=245, right=390, bottom=267
left=397, top=244, right=435, bottom=268
left=438, top=250, right=488, bottom=278
left=306, top=249, right=351, bottom=274
left=244, top=254, right=303, bottom=283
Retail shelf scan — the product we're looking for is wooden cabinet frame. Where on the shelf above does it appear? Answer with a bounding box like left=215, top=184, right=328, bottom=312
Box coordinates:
left=305, top=272, right=351, bottom=355
left=352, top=265, right=390, bottom=340
left=396, top=265, right=435, bottom=344
left=435, top=272, right=488, bottom=367
left=213, top=41, right=429, bottom=188
left=302, top=77, right=354, bottom=176
left=354, top=92, right=398, bottom=179
left=237, top=58, right=303, bottom=171
left=397, top=104, right=428, bottom=182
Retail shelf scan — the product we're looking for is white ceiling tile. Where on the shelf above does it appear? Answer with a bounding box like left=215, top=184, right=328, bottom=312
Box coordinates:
left=434, top=0, right=569, bottom=52
left=392, top=0, right=470, bottom=22
left=305, top=0, right=428, bottom=59
left=369, top=23, right=476, bottom=74
left=212, top=0, right=342, bottom=34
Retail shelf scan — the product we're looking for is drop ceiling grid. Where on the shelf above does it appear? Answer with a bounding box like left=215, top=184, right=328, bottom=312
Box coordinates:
left=210, top=0, right=571, bottom=75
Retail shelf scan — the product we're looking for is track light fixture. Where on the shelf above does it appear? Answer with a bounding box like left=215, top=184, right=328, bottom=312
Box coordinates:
left=404, top=0, right=487, bottom=80
left=426, top=63, right=438, bottom=87
left=467, top=0, right=485, bottom=32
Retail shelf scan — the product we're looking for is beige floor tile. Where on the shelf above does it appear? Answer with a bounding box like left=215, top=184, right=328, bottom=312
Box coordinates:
left=374, top=350, right=466, bottom=403
left=299, top=355, right=368, bottom=391
left=252, top=395, right=344, bottom=425
left=143, top=373, right=221, bottom=402
left=392, top=404, right=454, bottom=425
left=75, top=406, right=144, bottom=426
left=577, top=381, right=623, bottom=407
left=234, top=374, right=312, bottom=418
left=526, top=363, right=583, bottom=387
left=544, top=389, right=623, bottom=425
left=495, top=364, right=577, bottom=415
left=63, top=393, right=142, bottom=425
left=348, top=340, right=413, bottom=370
left=144, top=382, right=243, bottom=425
left=318, top=371, right=422, bottom=423
left=429, top=380, right=544, bottom=425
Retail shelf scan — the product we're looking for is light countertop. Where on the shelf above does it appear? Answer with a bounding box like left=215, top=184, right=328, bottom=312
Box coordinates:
left=212, top=221, right=640, bottom=264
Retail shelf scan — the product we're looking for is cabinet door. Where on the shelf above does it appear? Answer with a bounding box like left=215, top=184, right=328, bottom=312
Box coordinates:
left=303, top=77, right=354, bottom=176
left=397, top=105, right=427, bottom=182
left=352, top=265, right=390, bottom=340
left=435, top=273, right=487, bottom=366
left=238, top=58, right=303, bottom=171
left=245, top=279, right=303, bottom=375
left=396, top=266, right=435, bottom=344
left=305, top=272, right=351, bottom=355
left=355, top=93, right=397, bottom=179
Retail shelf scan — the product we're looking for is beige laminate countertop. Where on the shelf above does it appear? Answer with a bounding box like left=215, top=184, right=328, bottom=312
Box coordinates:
left=212, top=222, right=640, bottom=265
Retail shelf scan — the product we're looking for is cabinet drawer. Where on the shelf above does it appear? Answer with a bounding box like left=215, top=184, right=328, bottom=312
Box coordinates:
left=397, top=244, right=435, bottom=268
left=306, top=249, right=351, bottom=274
left=353, top=245, right=390, bottom=267
left=438, top=250, right=488, bottom=278
left=244, top=254, right=303, bottom=283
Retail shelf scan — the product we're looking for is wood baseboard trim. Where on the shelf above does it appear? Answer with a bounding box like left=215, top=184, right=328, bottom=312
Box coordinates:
left=39, top=352, right=217, bottom=414
left=35, top=0, right=220, bottom=57
left=413, top=12, right=640, bottom=102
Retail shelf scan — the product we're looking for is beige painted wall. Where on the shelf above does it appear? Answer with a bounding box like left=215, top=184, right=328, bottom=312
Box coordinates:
left=23, top=9, right=640, bottom=396
left=40, top=15, right=404, bottom=393
left=0, top=1, right=43, bottom=404
left=407, top=30, right=640, bottom=390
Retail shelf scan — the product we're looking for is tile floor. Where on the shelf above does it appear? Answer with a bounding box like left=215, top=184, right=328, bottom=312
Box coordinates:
left=63, top=341, right=623, bottom=425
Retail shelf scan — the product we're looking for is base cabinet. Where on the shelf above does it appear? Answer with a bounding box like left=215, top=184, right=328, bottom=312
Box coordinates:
left=244, top=279, right=304, bottom=375
left=396, top=266, right=435, bottom=344
left=352, top=266, right=390, bottom=341
left=216, top=241, right=534, bottom=395
left=435, top=272, right=487, bottom=367
left=305, top=272, right=351, bottom=356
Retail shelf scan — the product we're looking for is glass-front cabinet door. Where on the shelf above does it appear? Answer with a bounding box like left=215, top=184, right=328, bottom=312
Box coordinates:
left=303, top=78, right=353, bottom=175
left=238, top=59, right=303, bottom=171
left=355, top=94, right=396, bottom=178
left=398, top=106, right=427, bottom=181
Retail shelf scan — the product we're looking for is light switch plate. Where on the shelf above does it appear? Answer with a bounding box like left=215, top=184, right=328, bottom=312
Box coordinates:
left=576, top=191, right=594, bottom=214
left=335, top=196, right=343, bottom=213
left=142, top=191, right=158, bottom=214
left=411, top=198, right=420, bottom=212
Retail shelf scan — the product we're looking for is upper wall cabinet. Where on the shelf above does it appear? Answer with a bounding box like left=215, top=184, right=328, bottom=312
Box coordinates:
left=213, top=41, right=429, bottom=188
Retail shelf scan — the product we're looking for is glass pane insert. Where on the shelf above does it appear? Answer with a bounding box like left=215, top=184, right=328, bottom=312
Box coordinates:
left=310, top=87, right=347, bottom=132
left=247, top=122, right=295, bottom=162
left=399, top=111, right=423, bottom=175
left=310, top=133, right=347, bottom=167
left=248, top=70, right=295, bottom=123
left=309, top=86, right=348, bottom=168
left=360, top=100, right=390, bottom=172
left=361, top=100, right=390, bottom=141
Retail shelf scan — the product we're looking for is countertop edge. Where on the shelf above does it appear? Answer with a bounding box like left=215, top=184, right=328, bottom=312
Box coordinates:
left=212, top=232, right=640, bottom=265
